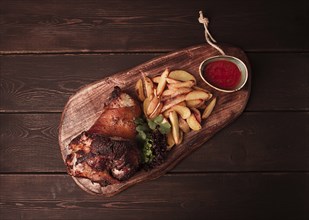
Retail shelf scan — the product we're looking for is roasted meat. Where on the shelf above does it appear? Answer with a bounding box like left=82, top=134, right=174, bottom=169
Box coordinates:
left=89, top=86, right=141, bottom=139
left=66, top=132, right=141, bottom=186
left=65, top=87, right=142, bottom=186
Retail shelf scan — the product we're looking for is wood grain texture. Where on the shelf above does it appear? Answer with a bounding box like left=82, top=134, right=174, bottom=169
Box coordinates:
left=0, top=174, right=307, bottom=220
left=1, top=53, right=308, bottom=112
left=0, top=54, right=156, bottom=112
left=1, top=112, right=308, bottom=173
left=58, top=44, right=250, bottom=196
left=0, top=0, right=307, bottom=218
left=1, top=0, right=308, bottom=53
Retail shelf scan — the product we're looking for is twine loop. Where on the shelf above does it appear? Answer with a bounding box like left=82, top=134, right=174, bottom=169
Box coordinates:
left=198, top=11, right=225, bottom=55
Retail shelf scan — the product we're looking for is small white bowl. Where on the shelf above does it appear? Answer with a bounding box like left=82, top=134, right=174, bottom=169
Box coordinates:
left=199, top=55, right=248, bottom=93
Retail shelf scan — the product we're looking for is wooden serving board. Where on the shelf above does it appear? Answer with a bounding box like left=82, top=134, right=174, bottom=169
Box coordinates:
left=59, top=44, right=251, bottom=196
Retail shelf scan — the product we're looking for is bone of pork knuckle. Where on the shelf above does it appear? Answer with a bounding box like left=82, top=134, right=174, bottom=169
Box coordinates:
left=65, top=87, right=142, bottom=187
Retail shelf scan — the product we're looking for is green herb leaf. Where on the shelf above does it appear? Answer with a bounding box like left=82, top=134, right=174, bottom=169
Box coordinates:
left=137, top=124, right=149, bottom=132
left=153, top=114, right=164, bottom=124
left=147, top=119, right=157, bottom=130
left=158, top=122, right=171, bottom=134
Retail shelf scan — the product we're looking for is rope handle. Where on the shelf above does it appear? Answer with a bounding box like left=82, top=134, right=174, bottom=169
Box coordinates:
left=198, top=11, right=225, bottom=55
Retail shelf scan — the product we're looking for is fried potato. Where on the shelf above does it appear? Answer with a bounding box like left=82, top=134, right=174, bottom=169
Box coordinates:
left=169, top=111, right=180, bottom=144
left=156, top=68, right=169, bottom=96
left=163, top=104, right=191, bottom=119
left=178, top=117, right=190, bottom=133
left=161, top=94, right=187, bottom=112
left=178, top=130, right=183, bottom=145
left=169, top=70, right=196, bottom=83
left=186, top=114, right=201, bottom=131
left=149, top=102, right=163, bottom=119
left=191, top=108, right=202, bottom=123
left=152, top=76, right=161, bottom=84
left=162, top=89, right=174, bottom=97
left=143, top=76, right=154, bottom=98
left=177, top=101, right=186, bottom=106
left=139, top=68, right=216, bottom=146
left=147, top=96, right=160, bottom=115
left=135, top=79, right=145, bottom=101
left=202, top=97, right=217, bottom=119
left=167, top=80, right=195, bottom=90
left=167, top=131, right=175, bottom=150
left=166, top=77, right=182, bottom=84
left=171, top=105, right=191, bottom=119
left=186, top=90, right=211, bottom=101
left=193, top=86, right=211, bottom=93
left=186, top=99, right=204, bottom=108
left=161, top=95, right=172, bottom=102
left=143, top=96, right=152, bottom=115
left=163, top=87, right=192, bottom=98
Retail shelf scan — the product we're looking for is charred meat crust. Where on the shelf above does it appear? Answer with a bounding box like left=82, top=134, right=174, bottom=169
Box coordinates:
left=111, top=86, right=122, bottom=100
left=66, top=132, right=141, bottom=185
left=65, top=87, right=142, bottom=186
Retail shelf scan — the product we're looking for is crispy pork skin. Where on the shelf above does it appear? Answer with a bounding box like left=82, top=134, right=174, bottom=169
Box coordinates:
left=88, top=86, right=141, bottom=139
left=65, top=87, right=142, bottom=186
left=66, top=132, right=141, bottom=186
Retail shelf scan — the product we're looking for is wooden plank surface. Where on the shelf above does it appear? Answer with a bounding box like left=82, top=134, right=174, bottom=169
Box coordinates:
left=1, top=0, right=308, bottom=53
left=1, top=53, right=308, bottom=112
left=1, top=0, right=308, bottom=218
left=0, top=174, right=307, bottom=220
left=1, top=112, right=307, bottom=173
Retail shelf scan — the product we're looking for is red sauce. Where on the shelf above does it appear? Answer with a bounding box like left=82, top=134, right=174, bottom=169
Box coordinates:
left=203, top=60, right=241, bottom=90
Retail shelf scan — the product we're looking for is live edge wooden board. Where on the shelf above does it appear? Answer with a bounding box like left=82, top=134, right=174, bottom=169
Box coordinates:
left=59, top=44, right=251, bottom=197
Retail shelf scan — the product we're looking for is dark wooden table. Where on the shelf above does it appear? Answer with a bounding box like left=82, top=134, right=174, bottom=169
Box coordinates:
left=0, top=1, right=308, bottom=219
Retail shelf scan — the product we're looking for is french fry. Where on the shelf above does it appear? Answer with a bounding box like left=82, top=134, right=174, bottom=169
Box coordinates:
left=178, top=117, right=190, bottom=133
left=161, top=95, right=172, bottom=102
left=191, top=108, right=202, bottom=123
left=169, top=111, right=180, bottom=144
left=162, top=89, right=174, bottom=97
left=171, top=105, right=191, bottom=119
left=143, top=95, right=153, bottom=115
left=149, top=102, right=163, bottom=119
left=178, top=130, right=184, bottom=145
left=167, top=80, right=195, bottom=90
left=140, top=68, right=217, bottom=146
left=186, top=99, right=204, bottom=108
left=169, top=70, right=196, bottom=82
left=166, top=77, right=182, bottom=84
left=193, top=86, right=212, bottom=94
left=178, top=101, right=186, bottom=106
left=162, top=87, right=192, bottom=98
left=147, top=95, right=160, bottom=115
left=152, top=76, right=161, bottom=83
left=186, top=114, right=201, bottom=131
left=167, top=132, right=175, bottom=150
left=202, top=97, right=217, bottom=119
left=143, top=76, right=154, bottom=98
left=162, top=110, right=170, bottom=118
left=193, top=87, right=212, bottom=100
left=186, top=90, right=211, bottom=101
left=172, top=88, right=192, bottom=97
left=135, top=79, right=146, bottom=101
left=161, top=94, right=187, bottom=112
left=163, top=104, right=191, bottom=119
left=156, top=68, right=169, bottom=96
